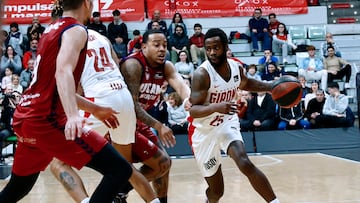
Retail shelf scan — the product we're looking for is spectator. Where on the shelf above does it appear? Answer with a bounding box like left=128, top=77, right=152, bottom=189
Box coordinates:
left=248, top=8, right=271, bottom=54
left=169, top=24, right=189, bottom=64
left=272, top=23, right=297, bottom=64
left=11, top=74, right=23, bottom=93
left=167, top=92, right=188, bottom=134
left=268, top=13, right=281, bottom=37
left=236, top=90, right=252, bottom=120
left=0, top=30, right=8, bottom=56
left=87, top=11, right=107, bottom=36
left=26, top=15, right=45, bottom=42
left=226, top=49, right=246, bottom=68
left=1, top=45, right=22, bottom=76
left=246, top=64, right=262, bottom=81
left=261, top=61, right=282, bottom=82
left=127, top=29, right=142, bottom=54
left=175, top=50, right=194, bottom=79
left=324, top=46, right=352, bottom=88
left=1, top=67, right=13, bottom=90
left=298, top=75, right=311, bottom=98
left=304, top=81, right=321, bottom=110
left=22, top=39, right=38, bottom=68
left=108, top=9, right=128, bottom=59
left=168, top=12, right=187, bottom=39
left=240, top=91, right=277, bottom=131
left=304, top=89, right=326, bottom=128
left=148, top=91, right=169, bottom=129
left=258, top=49, right=279, bottom=73
left=189, top=23, right=206, bottom=66
left=315, top=82, right=355, bottom=128
left=277, top=102, right=311, bottom=130
left=320, top=32, right=341, bottom=58
left=298, top=45, right=328, bottom=91
left=147, top=10, right=167, bottom=35
left=20, top=58, right=34, bottom=91
left=7, top=22, right=23, bottom=57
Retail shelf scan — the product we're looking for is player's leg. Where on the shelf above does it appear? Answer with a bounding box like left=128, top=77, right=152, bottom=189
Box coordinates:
left=227, top=140, right=278, bottom=202
left=204, top=166, right=225, bottom=203
left=50, top=159, right=89, bottom=203
left=112, top=142, right=159, bottom=203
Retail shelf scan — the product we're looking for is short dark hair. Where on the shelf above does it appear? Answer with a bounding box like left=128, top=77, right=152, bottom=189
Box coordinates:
left=204, top=28, right=228, bottom=46
left=92, top=11, right=100, bottom=17
left=133, top=29, right=140, bottom=36
left=112, top=9, right=120, bottom=16
left=194, top=23, right=202, bottom=29
left=327, top=82, right=339, bottom=89
left=142, top=29, right=165, bottom=44
left=268, top=13, right=276, bottom=18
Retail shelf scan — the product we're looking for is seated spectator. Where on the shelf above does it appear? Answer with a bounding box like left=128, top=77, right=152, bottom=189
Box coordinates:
left=304, top=89, right=326, bottom=128
left=87, top=11, right=107, bottom=36
left=277, top=102, right=310, bottom=130
left=1, top=45, right=22, bottom=76
left=235, top=90, right=252, bottom=120
left=189, top=23, right=206, bottom=66
left=268, top=13, right=281, bottom=37
left=304, top=81, right=320, bottom=110
left=315, top=82, right=355, bottom=128
left=0, top=30, right=8, bottom=56
left=240, top=91, right=277, bottom=131
left=298, top=75, right=311, bottom=98
left=108, top=9, right=128, bottom=59
left=169, top=24, right=189, bottom=64
left=175, top=50, right=194, bottom=79
left=22, top=39, right=38, bottom=68
left=324, top=46, right=352, bottom=88
left=11, top=74, right=23, bottom=93
left=20, top=58, right=34, bottom=90
left=320, top=32, right=341, bottom=58
left=168, top=12, right=187, bottom=39
left=298, top=45, right=328, bottom=91
left=248, top=8, right=271, bottom=54
left=146, top=10, right=167, bottom=35
left=148, top=91, right=169, bottom=127
left=127, top=29, right=142, bottom=55
left=258, top=49, right=279, bottom=73
left=226, top=49, right=246, bottom=68
left=272, top=23, right=297, bottom=64
left=7, top=22, right=23, bottom=57
left=1, top=67, right=13, bottom=90
left=246, top=64, right=262, bottom=81
left=26, top=15, right=45, bottom=42
left=261, top=61, right=282, bottom=82
left=167, top=92, right=188, bottom=134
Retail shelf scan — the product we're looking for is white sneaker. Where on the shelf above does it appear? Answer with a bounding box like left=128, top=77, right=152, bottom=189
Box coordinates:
left=345, top=83, right=351, bottom=89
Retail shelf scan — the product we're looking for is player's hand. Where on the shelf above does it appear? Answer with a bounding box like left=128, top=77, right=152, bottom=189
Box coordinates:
left=64, top=115, right=85, bottom=140
left=158, top=124, right=176, bottom=148
left=213, top=102, right=239, bottom=115
left=183, top=97, right=192, bottom=111
left=93, top=106, right=120, bottom=129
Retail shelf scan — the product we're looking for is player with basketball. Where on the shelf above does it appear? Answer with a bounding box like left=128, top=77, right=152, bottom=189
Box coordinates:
left=120, top=29, right=191, bottom=203
left=50, top=29, right=160, bottom=203
left=188, top=28, right=281, bottom=203
left=0, top=0, right=134, bottom=202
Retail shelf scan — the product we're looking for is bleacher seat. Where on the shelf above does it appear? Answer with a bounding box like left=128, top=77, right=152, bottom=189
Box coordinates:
left=288, top=25, right=310, bottom=46
left=308, top=25, right=327, bottom=41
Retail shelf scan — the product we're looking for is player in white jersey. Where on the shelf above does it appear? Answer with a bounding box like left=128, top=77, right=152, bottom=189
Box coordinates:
left=50, top=29, right=160, bottom=203
left=189, top=28, right=280, bottom=203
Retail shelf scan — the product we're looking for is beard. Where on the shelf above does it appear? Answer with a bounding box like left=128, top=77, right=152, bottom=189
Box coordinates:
left=209, top=52, right=227, bottom=67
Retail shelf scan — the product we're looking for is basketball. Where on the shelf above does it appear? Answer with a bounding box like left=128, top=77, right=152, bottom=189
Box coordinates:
left=271, top=75, right=303, bottom=108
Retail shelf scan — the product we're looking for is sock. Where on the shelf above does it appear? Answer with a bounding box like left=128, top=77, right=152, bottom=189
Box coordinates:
left=270, top=198, right=280, bottom=203
left=150, top=198, right=160, bottom=203
left=80, top=197, right=90, bottom=203
left=159, top=197, right=167, bottom=203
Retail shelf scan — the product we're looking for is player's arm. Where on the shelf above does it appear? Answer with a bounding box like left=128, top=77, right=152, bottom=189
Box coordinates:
left=164, top=61, right=191, bottom=101
left=238, top=66, right=272, bottom=92
left=56, top=26, right=87, bottom=140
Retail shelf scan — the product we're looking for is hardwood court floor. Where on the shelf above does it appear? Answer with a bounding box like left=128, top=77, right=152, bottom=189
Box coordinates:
left=1, top=153, right=360, bottom=203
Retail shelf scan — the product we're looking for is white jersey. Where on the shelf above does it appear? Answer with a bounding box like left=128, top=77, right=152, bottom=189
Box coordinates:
left=192, top=59, right=242, bottom=132
left=81, top=29, right=127, bottom=98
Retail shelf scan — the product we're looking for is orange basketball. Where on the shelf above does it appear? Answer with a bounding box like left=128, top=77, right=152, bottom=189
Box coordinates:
left=271, top=75, right=303, bottom=108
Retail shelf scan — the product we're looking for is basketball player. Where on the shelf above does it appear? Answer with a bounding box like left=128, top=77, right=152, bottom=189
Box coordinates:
left=50, top=29, right=160, bottom=203
left=188, top=28, right=280, bottom=203
left=0, top=1, right=134, bottom=203
left=120, top=29, right=191, bottom=203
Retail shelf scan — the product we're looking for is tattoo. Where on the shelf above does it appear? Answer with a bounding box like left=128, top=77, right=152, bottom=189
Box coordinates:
left=59, top=171, right=77, bottom=191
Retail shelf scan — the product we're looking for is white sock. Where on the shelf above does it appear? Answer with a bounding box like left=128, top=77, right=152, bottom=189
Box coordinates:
left=150, top=198, right=160, bottom=203
left=270, top=198, right=280, bottom=203
left=80, top=197, right=90, bottom=203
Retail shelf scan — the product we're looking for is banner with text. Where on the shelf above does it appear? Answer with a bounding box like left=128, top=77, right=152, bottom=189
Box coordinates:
left=2, top=0, right=145, bottom=25
left=146, top=0, right=308, bottom=19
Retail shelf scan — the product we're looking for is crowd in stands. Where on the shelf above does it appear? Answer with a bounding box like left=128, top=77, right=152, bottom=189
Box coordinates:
left=0, top=7, right=356, bottom=151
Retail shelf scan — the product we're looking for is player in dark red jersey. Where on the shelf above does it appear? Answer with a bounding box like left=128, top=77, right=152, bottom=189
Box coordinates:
left=120, top=29, right=191, bottom=203
left=0, top=1, right=133, bottom=202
